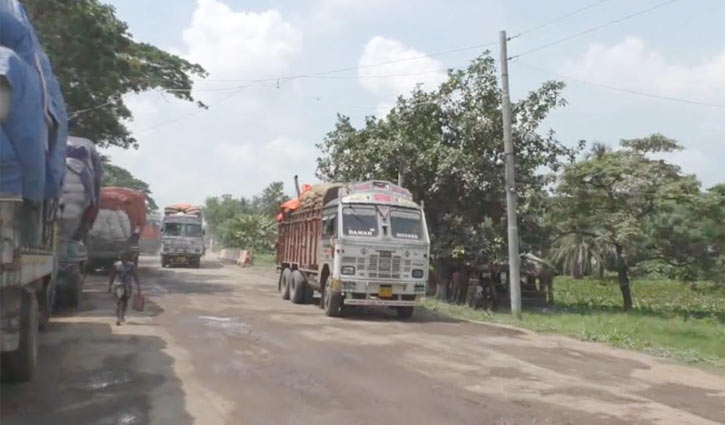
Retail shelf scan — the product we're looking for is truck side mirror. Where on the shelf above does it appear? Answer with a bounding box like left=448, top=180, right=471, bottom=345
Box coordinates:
left=202, top=229, right=206, bottom=235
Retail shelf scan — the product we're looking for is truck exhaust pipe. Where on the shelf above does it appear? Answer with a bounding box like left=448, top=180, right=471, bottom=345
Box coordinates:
left=294, top=175, right=301, bottom=197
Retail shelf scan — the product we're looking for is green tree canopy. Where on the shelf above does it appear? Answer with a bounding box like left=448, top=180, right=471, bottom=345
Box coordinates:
left=102, top=162, right=158, bottom=210
left=316, top=53, right=578, bottom=272
left=26, top=0, right=207, bottom=148
left=204, top=182, right=289, bottom=252
left=552, top=135, right=722, bottom=310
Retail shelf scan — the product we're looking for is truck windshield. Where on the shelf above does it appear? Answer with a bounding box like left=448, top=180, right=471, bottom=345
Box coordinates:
left=342, top=205, right=379, bottom=237
left=164, top=223, right=183, bottom=236
left=186, top=224, right=202, bottom=237
left=390, top=209, right=424, bottom=240
left=164, top=223, right=202, bottom=237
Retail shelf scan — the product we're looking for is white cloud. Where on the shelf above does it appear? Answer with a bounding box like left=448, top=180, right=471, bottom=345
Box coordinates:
left=562, top=37, right=725, bottom=101
left=214, top=136, right=316, bottom=177
left=182, top=0, right=302, bottom=80
left=357, top=36, right=447, bottom=98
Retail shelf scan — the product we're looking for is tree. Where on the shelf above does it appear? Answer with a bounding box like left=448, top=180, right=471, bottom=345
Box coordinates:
left=102, top=162, right=158, bottom=210
left=553, top=135, right=708, bottom=310
left=550, top=233, right=611, bottom=278
left=251, top=182, right=289, bottom=217
left=25, top=0, right=207, bottom=148
left=216, top=214, right=277, bottom=253
left=316, top=54, right=578, bottom=277
left=203, top=195, right=253, bottom=237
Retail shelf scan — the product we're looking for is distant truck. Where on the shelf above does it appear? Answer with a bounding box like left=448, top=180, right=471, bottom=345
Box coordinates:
left=140, top=210, right=162, bottom=255
left=87, top=187, right=146, bottom=270
left=0, top=1, right=68, bottom=381
left=276, top=181, right=430, bottom=318
left=161, top=204, right=204, bottom=268
left=55, top=137, right=102, bottom=308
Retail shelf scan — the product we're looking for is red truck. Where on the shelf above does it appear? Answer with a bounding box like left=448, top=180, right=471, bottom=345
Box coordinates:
left=276, top=181, right=430, bottom=318
left=86, top=187, right=147, bottom=270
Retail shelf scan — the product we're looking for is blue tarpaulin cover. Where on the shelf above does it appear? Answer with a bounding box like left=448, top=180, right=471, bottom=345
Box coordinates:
left=0, top=0, right=67, bottom=201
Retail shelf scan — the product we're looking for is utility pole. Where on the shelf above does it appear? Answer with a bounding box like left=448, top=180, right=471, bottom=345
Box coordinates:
left=499, top=30, right=522, bottom=319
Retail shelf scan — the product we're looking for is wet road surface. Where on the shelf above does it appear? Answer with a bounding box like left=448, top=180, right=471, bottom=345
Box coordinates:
left=2, top=255, right=724, bottom=425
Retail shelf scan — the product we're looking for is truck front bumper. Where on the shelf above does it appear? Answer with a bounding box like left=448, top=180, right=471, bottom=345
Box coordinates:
left=163, top=253, right=200, bottom=263
left=343, top=298, right=418, bottom=307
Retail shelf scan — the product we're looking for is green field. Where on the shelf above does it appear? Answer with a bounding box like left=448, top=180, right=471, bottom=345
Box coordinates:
left=253, top=252, right=277, bottom=267
left=422, top=277, right=725, bottom=368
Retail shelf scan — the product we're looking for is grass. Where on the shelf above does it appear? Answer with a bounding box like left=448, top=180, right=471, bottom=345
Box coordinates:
left=253, top=252, right=277, bottom=267
left=422, top=276, right=725, bottom=368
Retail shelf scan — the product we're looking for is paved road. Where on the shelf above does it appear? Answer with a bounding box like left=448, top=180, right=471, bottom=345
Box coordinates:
left=2, top=256, right=724, bottom=425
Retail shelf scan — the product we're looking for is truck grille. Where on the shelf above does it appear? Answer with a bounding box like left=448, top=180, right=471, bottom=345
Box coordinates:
left=367, top=253, right=402, bottom=279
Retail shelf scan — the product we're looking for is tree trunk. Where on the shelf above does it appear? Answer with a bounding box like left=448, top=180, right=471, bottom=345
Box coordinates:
left=615, top=247, right=633, bottom=311
left=436, top=262, right=451, bottom=300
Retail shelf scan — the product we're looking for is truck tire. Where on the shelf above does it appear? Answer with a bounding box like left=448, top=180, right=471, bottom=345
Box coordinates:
left=396, top=306, right=415, bottom=320
left=323, top=279, right=343, bottom=317
left=67, top=266, right=83, bottom=309
left=161, top=256, right=169, bottom=268
left=38, top=279, right=54, bottom=331
left=1, top=289, right=38, bottom=382
left=290, top=270, right=307, bottom=304
left=280, top=268, right=291, bottom=300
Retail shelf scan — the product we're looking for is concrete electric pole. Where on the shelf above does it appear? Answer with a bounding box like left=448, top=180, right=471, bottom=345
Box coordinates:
left=499, top=30, right=522, bottom=319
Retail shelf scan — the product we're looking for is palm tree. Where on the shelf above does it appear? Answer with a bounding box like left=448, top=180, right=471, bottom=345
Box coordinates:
left=550, top=233, right=611, bottom=278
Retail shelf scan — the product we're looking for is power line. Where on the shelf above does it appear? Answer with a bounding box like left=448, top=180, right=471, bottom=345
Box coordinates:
left=68, top=97, right=125, bottom=118
left=510, top=0, right=678, bottom=59
left=137, top=86, right=252, bottom=134
left=199, top=41, right=497, bottom=84
left=509, top=0, right=612, bottom=40
left=514, top=61, right=725, bottom=111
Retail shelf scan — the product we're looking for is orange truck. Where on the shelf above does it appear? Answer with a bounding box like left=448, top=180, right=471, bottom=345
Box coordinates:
left=276, top=181, right=430, bottom=318
left=86, top=187, right=147, bottom=269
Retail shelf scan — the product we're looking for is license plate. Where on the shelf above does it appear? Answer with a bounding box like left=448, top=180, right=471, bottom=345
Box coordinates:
left=378, top=286, right=393, bottom=298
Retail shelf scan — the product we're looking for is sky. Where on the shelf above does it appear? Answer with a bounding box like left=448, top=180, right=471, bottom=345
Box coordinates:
left=100, top=0, right=725, bottom=208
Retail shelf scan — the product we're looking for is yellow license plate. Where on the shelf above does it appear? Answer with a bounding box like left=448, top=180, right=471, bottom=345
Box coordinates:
left=378, top=287, right=393, bottom=298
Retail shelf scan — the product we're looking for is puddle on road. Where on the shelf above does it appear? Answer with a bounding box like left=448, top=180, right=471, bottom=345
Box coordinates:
left=198, top=315, right=252, bottom=337
left=94, top=407, right=146, bottom=425
left=73, top=370, right=133, bottom=391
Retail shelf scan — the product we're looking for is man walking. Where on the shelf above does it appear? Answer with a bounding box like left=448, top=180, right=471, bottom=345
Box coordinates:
left=108, top=252, right=141, bottom=326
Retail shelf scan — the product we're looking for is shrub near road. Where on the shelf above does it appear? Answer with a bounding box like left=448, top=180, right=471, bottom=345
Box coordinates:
left=423, top=277, right=725, bottom=368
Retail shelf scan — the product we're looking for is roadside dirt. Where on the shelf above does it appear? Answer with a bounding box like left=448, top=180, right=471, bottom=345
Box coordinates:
left=1, top=255, right=723, bottom=425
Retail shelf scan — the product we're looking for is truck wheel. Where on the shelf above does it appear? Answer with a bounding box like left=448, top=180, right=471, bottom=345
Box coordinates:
left=161, top=256, right=168, bottom=268
left=303, top=282, right=315, bottom=304
left=323, top=280, right=343, bottom=317
left=1, top=289, right=38, bottom=382
left=280, top=268, right=291, bottom=300
left=396, top=306, right=415, bottom=320
left=193, top=259, right=201, bottom=269
left=67, top=266, right=83, bottom=309
left=290, top=270, right=307, bottom=304
left=38, top=279, right=54, bottom=332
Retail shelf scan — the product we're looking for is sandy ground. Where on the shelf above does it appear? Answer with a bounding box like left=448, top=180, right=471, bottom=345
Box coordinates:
left=1, top=255, right=723, bottom=425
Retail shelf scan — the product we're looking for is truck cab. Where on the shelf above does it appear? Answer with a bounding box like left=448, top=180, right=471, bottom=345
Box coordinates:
left=277, top=180, right=430, bottom=319
left=325, top=181, right=430, bottom=317
left=160, top=214, right=204, bottom=268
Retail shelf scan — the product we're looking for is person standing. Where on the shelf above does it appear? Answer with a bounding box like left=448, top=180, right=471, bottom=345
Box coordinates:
left=108, top=252, right=141, bottom=326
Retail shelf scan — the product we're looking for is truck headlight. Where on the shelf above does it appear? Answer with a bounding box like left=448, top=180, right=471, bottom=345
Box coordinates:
left=412, top=269, right=424, bottom=278
left=341, top=266, right=355, bottom=275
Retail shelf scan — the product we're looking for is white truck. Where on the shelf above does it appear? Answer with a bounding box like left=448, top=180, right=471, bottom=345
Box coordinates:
left=160, top=206, right=204, bottom=268
left=276, top=181, right=430, bottom=318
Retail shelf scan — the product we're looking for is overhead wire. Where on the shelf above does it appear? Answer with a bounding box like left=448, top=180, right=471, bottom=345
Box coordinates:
left=136, top=85, right=258, bottom=134
left=198, top=41, right=497, bottom=84
left=509, top=0, right=679, bottom=59
left=509, top=0, right=612, bottom=40
left=514, top=61, right=725, bottom=111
